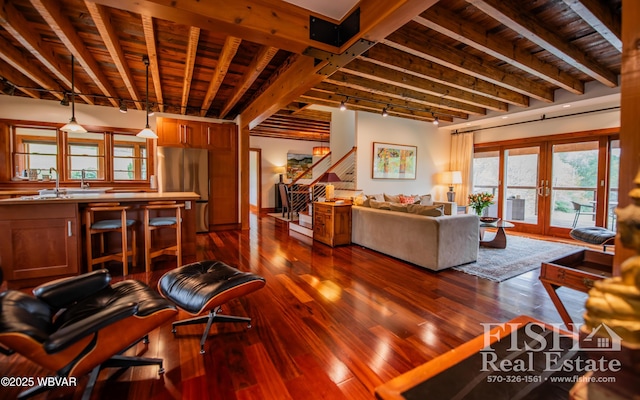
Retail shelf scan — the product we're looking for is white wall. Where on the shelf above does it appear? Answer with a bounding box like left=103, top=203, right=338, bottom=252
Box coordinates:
left=355, top=111, right=451, bottom=200
left=249, top=136, right=316, bottom=208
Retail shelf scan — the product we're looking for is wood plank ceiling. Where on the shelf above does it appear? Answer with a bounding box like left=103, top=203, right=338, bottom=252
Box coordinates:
left=0, top=0, right=622, bottom=140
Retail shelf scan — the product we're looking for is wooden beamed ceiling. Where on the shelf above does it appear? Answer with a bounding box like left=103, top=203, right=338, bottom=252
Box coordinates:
left=0, top=0, right=621, bottom=141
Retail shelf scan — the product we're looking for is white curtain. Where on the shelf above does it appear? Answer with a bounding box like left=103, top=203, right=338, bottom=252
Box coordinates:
left=450, top=131, right=474, bottom=205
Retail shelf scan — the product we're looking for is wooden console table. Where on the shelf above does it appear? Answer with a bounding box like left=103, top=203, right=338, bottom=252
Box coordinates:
left=313, top=201, right=352, bottom=247
left=539, top=249, right=613, bottom=329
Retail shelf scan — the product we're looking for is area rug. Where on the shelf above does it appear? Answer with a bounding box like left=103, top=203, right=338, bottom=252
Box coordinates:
left=454, top=235, right=585, bottom=282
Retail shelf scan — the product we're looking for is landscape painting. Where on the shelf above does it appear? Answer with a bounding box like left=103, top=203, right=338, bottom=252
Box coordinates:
left=287, top=153, right=313, bottom=179
left=372, top=142, right=417, bottom=180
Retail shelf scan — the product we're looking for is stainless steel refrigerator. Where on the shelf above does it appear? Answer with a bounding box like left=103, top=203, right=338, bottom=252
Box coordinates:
left=157, top=147, right=209, bottom=233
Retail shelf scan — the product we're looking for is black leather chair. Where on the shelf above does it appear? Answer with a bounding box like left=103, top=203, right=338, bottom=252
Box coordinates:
left=0, top=269, right=177, bottom=399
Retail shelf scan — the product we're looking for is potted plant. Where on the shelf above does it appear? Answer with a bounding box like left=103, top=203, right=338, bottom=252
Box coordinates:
left=468, top=192, right=495, bottom=216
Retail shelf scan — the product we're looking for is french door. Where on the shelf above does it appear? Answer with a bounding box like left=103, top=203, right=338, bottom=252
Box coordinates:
left=473, top=133, right=619, bottom=237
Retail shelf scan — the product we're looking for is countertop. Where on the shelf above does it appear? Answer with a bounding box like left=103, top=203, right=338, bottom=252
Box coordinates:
left=0, top=191, right=200, bottom=205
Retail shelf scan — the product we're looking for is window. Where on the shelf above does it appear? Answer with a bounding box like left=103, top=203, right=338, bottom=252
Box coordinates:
left=113, top=134, right=148, bottom=181
left=66, top=132, right=106, bottom=181
left=11, top=123, right=151, bottom=184
left=13, top=127, right=58, bottom=180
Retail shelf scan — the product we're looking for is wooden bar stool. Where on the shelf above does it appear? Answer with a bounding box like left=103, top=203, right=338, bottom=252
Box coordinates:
left=142, top=201, right=184, bottom=272
left=85, top=202, right=137, bottom=275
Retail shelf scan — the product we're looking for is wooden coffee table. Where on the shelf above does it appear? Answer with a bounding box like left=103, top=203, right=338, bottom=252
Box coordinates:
left=479, top=220, right=514, bottom=249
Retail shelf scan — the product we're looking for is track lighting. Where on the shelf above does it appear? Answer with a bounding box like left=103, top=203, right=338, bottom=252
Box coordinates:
left=433, top=116, right=439, bottom=125
left=382, top=107, right=388, bottom=117
left=119, top=99, right=128, bottom=113
left=60, top=93, right=69, bottom=106
left=2, top=81, right=15, bottom=96
left=147, top=104, right=155, bottom=117
left=340, top=99, right=347, bottom=111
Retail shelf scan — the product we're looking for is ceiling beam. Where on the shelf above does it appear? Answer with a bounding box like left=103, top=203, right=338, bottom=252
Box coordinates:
left=561, top=0, right=621, bottom=53
left=85, top=1, right=143, bottom=109
left=218, top=45, right=278, bottom=119
left=0, top=59, right=42, bottom=99
left=180, top=26, right=200, bottom=115
left=385, top=25, right=554, bottom=103
left=302, top=88, right=454, bottom=122
left=340, top=58, right=494, bottom=114
left=0, top=36, right=64, bottom=101
left=362, top=44, right=520, bottom=109
left=141, top=15, right=164, bottom=112
left=85, top=0, right=335, bottom=54
left=30, top=0, right=119, bottom=107
left=199, top=36, right=242, bottom=117
left=324, top=71, right=482, bottom=117
left=466, top=0, right=617, bottom=88
left=416, top=7, right=584, bottom=94
left=315, top=80, right=469, bottom=119
left=241, top=0, right=439, bottom=129
left=0, top=0, right=93, bottom=104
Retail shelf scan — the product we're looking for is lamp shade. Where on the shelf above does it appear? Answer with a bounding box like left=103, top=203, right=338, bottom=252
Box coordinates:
left=442, top=170, right=462, bottom=185
left=313, top=146, right=330, bottom=156
left=319, top=172, right=341, bottom=183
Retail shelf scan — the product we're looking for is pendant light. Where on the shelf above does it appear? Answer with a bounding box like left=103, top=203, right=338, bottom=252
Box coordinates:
left=137, top=56, right=158, bottom=139
left=60, top=55, right=87, bottom=133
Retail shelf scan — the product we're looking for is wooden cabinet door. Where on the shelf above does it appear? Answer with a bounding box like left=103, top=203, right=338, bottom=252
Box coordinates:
left=157, top=117, right=183, bottom=147
left=333, top=206, right=352, bottom=246
left=0, top=204, right=79, bottom=288
left=183, top=121, right=205, bottom=148
left=209, top=123, right=239, bottom=228
left=313, top=204, right=332, bottom=245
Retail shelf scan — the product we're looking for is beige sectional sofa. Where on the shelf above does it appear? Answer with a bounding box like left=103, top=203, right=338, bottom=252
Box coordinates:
left=351, top=206, right=479, bottom=271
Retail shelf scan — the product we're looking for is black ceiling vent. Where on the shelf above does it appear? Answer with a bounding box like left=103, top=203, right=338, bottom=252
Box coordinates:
left=309, top=7, right=360, bottom=48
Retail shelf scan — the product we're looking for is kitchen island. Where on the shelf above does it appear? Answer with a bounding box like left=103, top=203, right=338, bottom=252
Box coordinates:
left=0, top=191, right=200, bottom=288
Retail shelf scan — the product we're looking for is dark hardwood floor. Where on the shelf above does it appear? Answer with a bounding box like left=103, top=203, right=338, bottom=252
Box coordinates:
left=0, top=213, right=590, bottom=399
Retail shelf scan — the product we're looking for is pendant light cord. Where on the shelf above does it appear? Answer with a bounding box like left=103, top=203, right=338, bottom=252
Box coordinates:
left=71, top=55, right=75, bottom=119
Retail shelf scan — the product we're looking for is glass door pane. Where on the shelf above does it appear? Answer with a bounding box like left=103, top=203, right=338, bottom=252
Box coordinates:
left=505, top=147, right=540, bottom=224
left=550, top=141, right=599, bottom=228
left=472, top=150, right=499, bottom=217
left=608, top=139, right=620, bottom=231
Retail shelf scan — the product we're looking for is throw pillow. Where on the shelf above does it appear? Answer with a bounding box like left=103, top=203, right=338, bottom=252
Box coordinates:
left=398, top=194, right=416, bottom=204
left=419, top=194, right=434, bottom=206
left=389, top=203, right=408, bottom=212
left=370, top=200, right=391, bottom=210
left=407, top=204, right=444, bottom=217
left=384, top=193, right=400, bottom=203
left=354, top=193, right=365, bottom=206
left=367, top=193, right=385, bottom=202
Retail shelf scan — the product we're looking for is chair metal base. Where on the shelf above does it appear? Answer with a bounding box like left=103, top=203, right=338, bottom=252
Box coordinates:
left=171, top=306, right=252, bottom=354
left=17, top=354, right=164, bottom=400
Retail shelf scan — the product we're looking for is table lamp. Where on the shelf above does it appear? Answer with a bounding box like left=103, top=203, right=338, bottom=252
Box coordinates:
left=275, top=166, right=286, bottom=183
left=319, top=172, right=341, bottom=200
left=443, top=170, right=462, bottom=202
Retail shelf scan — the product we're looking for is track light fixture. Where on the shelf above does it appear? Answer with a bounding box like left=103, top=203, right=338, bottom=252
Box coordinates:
left=147, top=104, right=155, bottom=117
left=60, top=93, right=69, bottom=106
left=60, top=55, right=87, bottom=133
left=340, top=99, right=347, bottom=111
left=137, top=56, right=158, bottom=139
left=382, top=107, right=388, bottom=117
left=119, top=99, right=128, bottom=113
left=433, top=116, right=439, bottom=125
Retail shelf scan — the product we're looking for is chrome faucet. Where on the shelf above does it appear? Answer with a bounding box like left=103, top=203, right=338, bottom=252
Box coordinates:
left=49, top=167, right=60, bottom=196
left=81, top=169, right=90, bottom=189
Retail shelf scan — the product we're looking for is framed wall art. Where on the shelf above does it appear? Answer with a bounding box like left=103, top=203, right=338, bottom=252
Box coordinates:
left=372, top=142, right=417, bottom=180
left=286, top=153, right=313, bottom=179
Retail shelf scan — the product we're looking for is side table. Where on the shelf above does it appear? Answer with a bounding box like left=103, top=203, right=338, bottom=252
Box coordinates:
left=480, top=220, right=514, bottom=249
left=313, top=201, right=352, bottom=247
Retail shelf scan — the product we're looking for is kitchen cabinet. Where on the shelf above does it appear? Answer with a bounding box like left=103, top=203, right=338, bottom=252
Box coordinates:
left=157, top=117, right=204, bottom=148
left=313, top=202, right=352, bottom=247
left=0, top=203, right=79, bottom=289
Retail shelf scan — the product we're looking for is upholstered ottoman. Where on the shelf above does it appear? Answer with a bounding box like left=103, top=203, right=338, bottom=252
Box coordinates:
left=158, top=260, right=265, bottom=353
left=569, top=227, right=615, bottom=252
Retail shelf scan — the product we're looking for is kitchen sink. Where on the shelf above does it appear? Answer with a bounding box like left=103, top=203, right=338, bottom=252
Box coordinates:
left=38, top=187, right=113, bottom=196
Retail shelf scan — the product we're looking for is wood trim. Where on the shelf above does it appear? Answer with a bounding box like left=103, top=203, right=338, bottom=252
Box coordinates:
left=474, top=127, right=620, bottom=149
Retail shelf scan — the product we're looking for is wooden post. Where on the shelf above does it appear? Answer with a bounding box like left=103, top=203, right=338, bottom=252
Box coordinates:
left=614, top=1, right=640, bottom=275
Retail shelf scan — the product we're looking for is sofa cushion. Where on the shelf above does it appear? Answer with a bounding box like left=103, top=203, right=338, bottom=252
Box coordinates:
left=384, top=193, right=400, bottom=203
left=370, top=200, right=391, bottom=210
left=389, top=203, right=408, bottom=212
left=407, top=204, right=444, bottom=217
left=367, top=193, right=384, bottom=202
left=398, top=195, right=416, bottom=204
left=419, top=194, right=434, bottom=205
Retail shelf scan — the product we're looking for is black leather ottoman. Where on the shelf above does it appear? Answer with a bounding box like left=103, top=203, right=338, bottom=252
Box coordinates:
left=569, top=227, right=615, bottom=252
left=158, top=260, right=265, bottom=353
